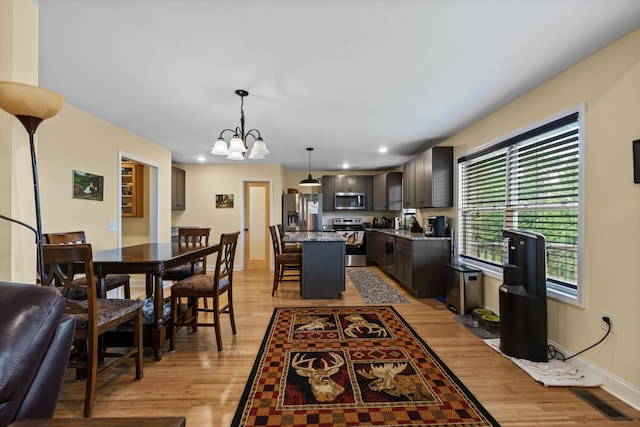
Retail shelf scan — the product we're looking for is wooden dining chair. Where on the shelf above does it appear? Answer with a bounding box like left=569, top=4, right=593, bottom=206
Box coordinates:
left=269, top=225, right=301, bottom=296
left=276, top=223, right=301, bottom=253
left=42, top=243, right=143, bottom=418
left=163, top=227, right=211, bottom=282
left=44, top=231, right=131, bottom=299
left=169, top=231, right=240, bottom=352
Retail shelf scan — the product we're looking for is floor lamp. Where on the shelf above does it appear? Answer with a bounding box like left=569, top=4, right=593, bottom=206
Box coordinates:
left=0, top=81, right=64, bottom=281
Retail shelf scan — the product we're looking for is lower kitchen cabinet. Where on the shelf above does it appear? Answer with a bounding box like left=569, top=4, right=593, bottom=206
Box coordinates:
left=366, top=230, right=449, bottom=298
left=393, top=237, right=450, bottom=298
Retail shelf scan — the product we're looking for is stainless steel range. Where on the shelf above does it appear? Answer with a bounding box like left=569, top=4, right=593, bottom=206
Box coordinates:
left=333, top=218, right=366, bottom=267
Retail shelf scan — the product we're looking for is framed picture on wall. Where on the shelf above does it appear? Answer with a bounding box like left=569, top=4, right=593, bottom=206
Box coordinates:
left=215, top=194, right=234, bottom=208
left=72, top=170, right=104, bottom=201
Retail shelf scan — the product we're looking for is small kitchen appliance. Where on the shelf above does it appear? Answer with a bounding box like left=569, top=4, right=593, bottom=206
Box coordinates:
left=425, top=216, right=447, bottom=237
left=332, top=218, right=366, bottom=266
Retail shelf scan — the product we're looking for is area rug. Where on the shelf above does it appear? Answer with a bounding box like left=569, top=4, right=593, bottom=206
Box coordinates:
left=346, top=268, right=409, bottom=304
left=232, top=306, right=500, bottom=426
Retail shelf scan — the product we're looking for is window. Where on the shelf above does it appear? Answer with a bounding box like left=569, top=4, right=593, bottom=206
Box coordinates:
left=457, top=107, right=583, bottom=303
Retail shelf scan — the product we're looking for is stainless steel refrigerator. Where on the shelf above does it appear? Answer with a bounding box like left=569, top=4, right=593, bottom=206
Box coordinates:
left=282, top=193, right=323, bottom=231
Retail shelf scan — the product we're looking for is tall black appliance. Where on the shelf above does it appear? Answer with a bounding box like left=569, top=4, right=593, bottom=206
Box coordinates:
left=499, top=229, right=548, bottom=362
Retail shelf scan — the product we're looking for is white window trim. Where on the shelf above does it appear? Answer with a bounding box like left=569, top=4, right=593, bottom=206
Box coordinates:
left=454, top=103, right=585, bottom=308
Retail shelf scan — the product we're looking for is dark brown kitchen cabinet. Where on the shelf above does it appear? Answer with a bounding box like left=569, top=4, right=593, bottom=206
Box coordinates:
left=335, top=175, right=365, bottom=193
left=322, top=175, right=335, bottom=211
left=373, top=172, right=402, bottom=211
left=403, top=159, right=416, bottom=208
left=392, top=236, right=450, bottom=298
left=403, top=146, right=453, bottom=208
left=366, top=230, right=384, bottom=267
left=171, top=167, right=186, bottom=210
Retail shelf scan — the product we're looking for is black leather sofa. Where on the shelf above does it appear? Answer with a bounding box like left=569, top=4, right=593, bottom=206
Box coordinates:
left=0, top=282, right=75, bottom=427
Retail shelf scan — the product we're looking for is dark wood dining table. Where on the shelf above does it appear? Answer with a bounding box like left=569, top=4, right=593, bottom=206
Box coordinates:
left=92, top=242, right=220, bottom=361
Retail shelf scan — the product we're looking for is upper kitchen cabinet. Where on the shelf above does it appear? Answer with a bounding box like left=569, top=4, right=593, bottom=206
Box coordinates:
left=373, top=172, right=403, bottom=211
left=172, top=167, right=186, bottom=210
left=403, top=146, right=453, bottom=208
left=334, top=175, right=366, bottom=193
left=121, top=161, right=143, bottom=217
left=322, top=175, right=335, bottom=211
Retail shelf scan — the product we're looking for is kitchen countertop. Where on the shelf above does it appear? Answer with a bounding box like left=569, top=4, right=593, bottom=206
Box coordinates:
left=366, top=228, right=451, bottom=241
left=284, top=231, right=346, bottom=242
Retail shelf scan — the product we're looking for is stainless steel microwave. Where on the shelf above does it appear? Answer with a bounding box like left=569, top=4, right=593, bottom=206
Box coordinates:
left=335, top=192, right=366, bottom=210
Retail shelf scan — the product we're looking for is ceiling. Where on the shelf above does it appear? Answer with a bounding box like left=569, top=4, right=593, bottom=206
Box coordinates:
left=38, top=1, right=640, bottom=172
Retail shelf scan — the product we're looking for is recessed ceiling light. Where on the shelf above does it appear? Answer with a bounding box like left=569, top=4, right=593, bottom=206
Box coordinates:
left=378, top=147, right=388, bottom=153
left=196, top=155, right=206, bottom=162
left=342, top=163, right=350, bottom=169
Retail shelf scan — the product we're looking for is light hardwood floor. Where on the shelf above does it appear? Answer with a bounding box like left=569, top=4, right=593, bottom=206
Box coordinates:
left=54, top=267, right=639, bottom=426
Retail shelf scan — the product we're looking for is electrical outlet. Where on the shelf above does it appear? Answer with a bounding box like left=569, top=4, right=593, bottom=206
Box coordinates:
left=108, top=220, right=117, bottom=232
left=601, top=312, right=614, bottom=332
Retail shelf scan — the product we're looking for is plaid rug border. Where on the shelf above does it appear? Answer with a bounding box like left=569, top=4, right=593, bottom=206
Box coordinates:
left=231, top=306, right=500, bottom=427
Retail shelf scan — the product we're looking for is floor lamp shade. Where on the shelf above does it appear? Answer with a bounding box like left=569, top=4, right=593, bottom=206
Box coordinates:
left=0, top=81, right=64, bottom=281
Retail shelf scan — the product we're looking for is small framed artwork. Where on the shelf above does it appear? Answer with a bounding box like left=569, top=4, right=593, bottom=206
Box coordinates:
left=72, top=170, right=104, bottom=201
left=633, top=139, right=640, bottom=183
left=216, top=194, right=234, bottom=208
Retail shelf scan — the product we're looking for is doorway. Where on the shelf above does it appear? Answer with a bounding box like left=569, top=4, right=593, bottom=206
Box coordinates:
left=243, top=181, right=270, bottom=270
left=118, top=153, right=159, bottom=246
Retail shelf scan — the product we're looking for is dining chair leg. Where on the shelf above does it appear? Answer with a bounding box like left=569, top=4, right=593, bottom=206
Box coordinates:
left=271, top=266, right=280, bottom=296
left=169, top=297, right=178, bottom=352
left=83, top=333, right=99, bottom=417
left=124, top=279, right=131, bottom=299
left=213, top=297, right=223, bottom=352
left=134, top=308, right=143, bottom=379
left=228, top=289, right=236, bottom=335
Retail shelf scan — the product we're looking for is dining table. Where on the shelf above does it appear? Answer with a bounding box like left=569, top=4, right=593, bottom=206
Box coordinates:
left=91, top=242, right=220, bottom=361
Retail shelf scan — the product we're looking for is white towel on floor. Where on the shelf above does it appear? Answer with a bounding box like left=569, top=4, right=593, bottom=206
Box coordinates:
left=484, top=338, right=603, bottom=387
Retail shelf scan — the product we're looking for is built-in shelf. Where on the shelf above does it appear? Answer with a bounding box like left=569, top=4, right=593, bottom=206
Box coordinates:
left=122, top=161, right=143, bottom=217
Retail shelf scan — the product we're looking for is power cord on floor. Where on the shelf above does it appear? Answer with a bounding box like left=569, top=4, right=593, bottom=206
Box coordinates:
left=548, top=316, right=611, bottom=361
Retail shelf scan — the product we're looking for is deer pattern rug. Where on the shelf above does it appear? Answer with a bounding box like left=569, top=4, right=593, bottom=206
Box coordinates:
left=232, top=306, right=499, bottom=427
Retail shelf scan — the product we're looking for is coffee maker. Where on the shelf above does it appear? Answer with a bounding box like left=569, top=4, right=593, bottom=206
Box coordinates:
left=425, top=216, right=447, bottom=237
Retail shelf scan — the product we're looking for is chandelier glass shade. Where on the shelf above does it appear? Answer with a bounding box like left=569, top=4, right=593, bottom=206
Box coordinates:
left=299, top=147, right=321, bottom=187
left=210, top=89, right=270, bottom=160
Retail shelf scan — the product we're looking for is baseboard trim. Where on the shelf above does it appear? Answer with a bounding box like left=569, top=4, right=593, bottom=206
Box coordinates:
left=549, top=340, right=640, bottom=411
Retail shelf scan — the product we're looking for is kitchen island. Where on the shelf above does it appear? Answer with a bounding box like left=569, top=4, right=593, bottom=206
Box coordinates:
left=283, top=231, right=346, bottom=299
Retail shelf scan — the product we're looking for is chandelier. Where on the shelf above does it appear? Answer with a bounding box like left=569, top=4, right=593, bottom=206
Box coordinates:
left=210, top=89, right=269, bottom=160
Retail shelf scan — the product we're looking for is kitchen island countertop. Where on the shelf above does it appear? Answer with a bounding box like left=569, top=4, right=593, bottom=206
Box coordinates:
left=284, top=231, right=346, bottom=242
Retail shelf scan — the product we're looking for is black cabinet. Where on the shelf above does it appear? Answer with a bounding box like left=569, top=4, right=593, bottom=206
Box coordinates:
left=335, top=175, right=365, bottom=193
left=403, top=146, right=453, bottom=208
left=391, top=236, right=450, bottom=298
left=322, top=175, right=335, bottom=211
left=171, top=167, right=186, bottom=210
left=373, top=172, right=402, bottom=211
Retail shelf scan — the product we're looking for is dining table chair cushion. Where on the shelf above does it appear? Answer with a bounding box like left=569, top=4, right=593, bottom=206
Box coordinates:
left=171, top=275, right=230, bottom=293
left=163, top=264, right=204, bottom=280
left=71, top=273, right=132, bottom=290
left=68, top=299, right=142, bottom=329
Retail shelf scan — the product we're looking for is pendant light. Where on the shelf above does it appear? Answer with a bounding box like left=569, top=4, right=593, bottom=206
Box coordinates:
left=299, top=147, right=321, bottom=187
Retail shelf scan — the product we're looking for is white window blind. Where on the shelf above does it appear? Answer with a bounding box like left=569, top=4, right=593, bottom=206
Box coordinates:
left=457, top=112, right=581, bottom=298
